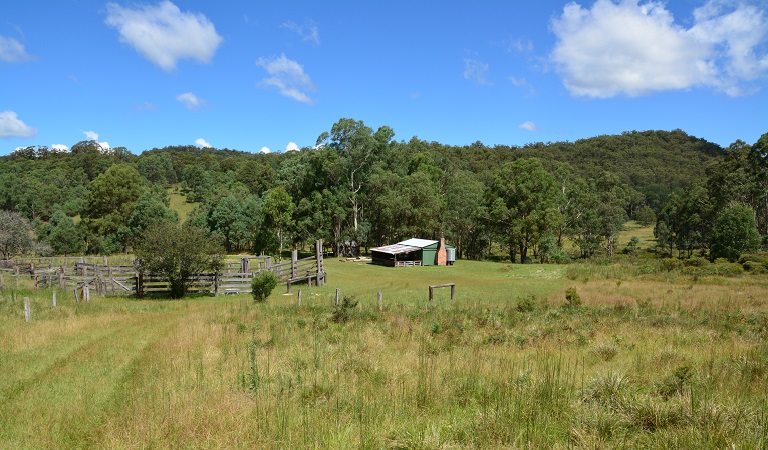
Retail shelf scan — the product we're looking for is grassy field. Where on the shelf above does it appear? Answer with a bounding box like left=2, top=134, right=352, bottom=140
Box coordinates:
left=1, top=258, right=767, bottom=448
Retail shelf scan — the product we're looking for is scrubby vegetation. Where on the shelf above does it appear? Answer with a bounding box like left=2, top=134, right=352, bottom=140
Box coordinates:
left=2, top=258, right=767, bottom=448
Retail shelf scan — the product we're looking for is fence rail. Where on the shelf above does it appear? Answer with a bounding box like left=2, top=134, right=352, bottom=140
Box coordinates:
left=3, top=240, right=326, bottom=298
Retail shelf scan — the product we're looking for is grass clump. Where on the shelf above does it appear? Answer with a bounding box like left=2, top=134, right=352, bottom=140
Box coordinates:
left=251, top=271, right=279, bottom=302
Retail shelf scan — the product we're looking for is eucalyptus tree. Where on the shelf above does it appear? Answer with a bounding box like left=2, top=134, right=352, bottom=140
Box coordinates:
left=0, top=210, right=32, bottom=259
left=488, top=158, right=562, bottom=263
left=315, top=118, right=394, bottom=242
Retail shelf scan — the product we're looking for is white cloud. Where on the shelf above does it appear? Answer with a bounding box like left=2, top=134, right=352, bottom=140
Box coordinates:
left=176, top=92, right=204, bottom=110
left=463, top=53, right=492, bottom=85
left=509, top=76, right=535, bottom=94
left=550, top=0, right=768, bottom=98
left=0, top=111, right=37, bottom=138
left=259, top=146, right=271, bottom=154
left=83, top=130, right=99, bottom=140
left=518, top=121, right=539, bottom=132
left=0, top=36, right=30, bottom=63
left=51, top=144, right=69, bottom=152
left=98, top=141, right=111, bottom=151
left=282, top=20, right=320, bottom=46
left=105, top=1, right=223, bottom=71
left=507, top=38, right=533, bottom=53
left=195, top=138, right=211, bottom=148
left=285, top=142, right=299, bottom=152
left=256, top=54, right=316, bottom=104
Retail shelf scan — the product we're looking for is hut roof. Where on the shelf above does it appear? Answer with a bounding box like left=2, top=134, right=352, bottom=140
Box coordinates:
left=371, top=238, right=439, bottom=255
left=370, top=243, right=421, bottom=255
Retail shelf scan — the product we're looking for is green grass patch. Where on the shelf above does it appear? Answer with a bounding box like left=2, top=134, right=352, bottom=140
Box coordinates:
left=1, top=258, right=767, bottom=448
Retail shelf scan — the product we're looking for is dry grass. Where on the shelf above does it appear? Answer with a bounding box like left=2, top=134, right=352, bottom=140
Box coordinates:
left=2, top=258, right=768, bottom=448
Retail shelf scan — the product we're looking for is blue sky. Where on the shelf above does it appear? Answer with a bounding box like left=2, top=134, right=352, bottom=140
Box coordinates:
left=1, top=0, right=767, bottom=155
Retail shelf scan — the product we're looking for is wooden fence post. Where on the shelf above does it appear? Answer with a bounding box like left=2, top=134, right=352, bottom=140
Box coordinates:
left=0, top=273, right=4, bottom=290
left=74, top=288, right=79, bottom=303
left=59, top=266, right=65, bottom=290
left=429, top=286, right=434, bottom=302
left=52, top=291, right=57, bottom=307
left=377, top=292, right=382, bottom=312
left=83, top=284, right=90, bottom=303
left=297, top=289, right=302, bottom=307
left=24, top=297, right=30, bottom=322
left=316, top=239, right=324, bottom=286
left=291, top=249, right=298, bottom=280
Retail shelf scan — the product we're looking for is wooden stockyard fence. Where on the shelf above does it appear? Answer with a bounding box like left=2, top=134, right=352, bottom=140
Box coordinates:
left=1, top=240, right=326, bottom=297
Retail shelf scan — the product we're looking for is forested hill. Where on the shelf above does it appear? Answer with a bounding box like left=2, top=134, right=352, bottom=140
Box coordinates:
left=2, top=123, right=746, bottom=260
left=437, top=129, right=723, bottom=199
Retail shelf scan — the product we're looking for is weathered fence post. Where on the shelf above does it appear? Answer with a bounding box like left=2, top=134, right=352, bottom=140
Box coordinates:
left=316, top=239, right=324, bottom=286
left=335, top=288, right=340, bottom=306
left=377, top=292, right=383, bottom=312
left=429, top=286, right=434, bottom=303
left=297, top=289, right=302, bottom=307
left=241, top=257, right=250, bottom=274
left=24, top=297, right=30, bottom=322
left=83, top=284, right=90, bottom=303
left=291, top=249, right=298, bottom=280
left=59, top=266, right=65, bottom=290
left=52, top=291, right=57, bottom=307
left=0, top=273, right=5, bottom=290
left=74, top=288, right=79, bottom=303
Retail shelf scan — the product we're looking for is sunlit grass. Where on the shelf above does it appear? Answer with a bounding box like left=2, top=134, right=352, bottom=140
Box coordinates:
left=1, top=258, right=767, bottom=448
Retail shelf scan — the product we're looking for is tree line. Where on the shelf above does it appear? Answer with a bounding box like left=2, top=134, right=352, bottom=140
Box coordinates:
left=1, top=118, right=766, bottom=264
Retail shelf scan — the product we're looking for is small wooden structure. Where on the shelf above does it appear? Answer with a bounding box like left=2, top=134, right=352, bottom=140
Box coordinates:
left=371, top=237, right=455, bottom=267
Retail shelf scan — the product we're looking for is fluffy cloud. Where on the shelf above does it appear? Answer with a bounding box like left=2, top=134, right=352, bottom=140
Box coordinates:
left=105, top=1, right=223, bottom=71
left=550, top=0, right=768, bottom=97
left=0, top=111, right=37, bottom=138
left=259, top=146, right=271, bottom=154
left=51, top=144, right=69, bottom=152
left=518, top=121, right=539, bottom=132
left=195, top=138, right=211, bottom=148
left=99, top=141, right=111, bottom=151
left=256, top=54, right=316, bottom=104
left=83, top=130, right=99, bottom=140
left=176, top=92, right=204, bottom=110
left=285, top=142, right=299, bottom=152
left=463, top=53, right=492, bottom=85
left=282, top=20, right=320, bottom=46
left=0, top=36, right=30, bottom=63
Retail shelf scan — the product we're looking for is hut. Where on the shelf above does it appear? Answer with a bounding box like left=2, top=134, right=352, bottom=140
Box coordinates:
left=371, top=237, right=455, bottom=267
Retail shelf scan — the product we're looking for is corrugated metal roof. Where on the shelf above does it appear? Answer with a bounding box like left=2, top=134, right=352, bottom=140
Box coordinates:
left=399, top=238, right=438, bottom=247
left=370, top=243, right=422, bottom=255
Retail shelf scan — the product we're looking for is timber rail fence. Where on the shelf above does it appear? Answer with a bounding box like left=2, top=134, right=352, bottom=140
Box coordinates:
left=1, top=240, right=326, bottom=297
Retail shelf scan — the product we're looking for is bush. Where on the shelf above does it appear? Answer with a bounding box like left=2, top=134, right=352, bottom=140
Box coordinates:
left=565, top=287, right=582, bottom=308
left=251, top=271, right=279, bottom=303
left=331, top=295, right=358, bottom=323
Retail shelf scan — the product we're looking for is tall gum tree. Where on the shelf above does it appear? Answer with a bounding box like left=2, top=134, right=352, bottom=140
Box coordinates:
left=316, top=118, right=394, bottom=242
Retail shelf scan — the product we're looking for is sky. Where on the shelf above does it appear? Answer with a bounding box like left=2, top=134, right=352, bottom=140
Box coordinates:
left=1, top=0, right=767, bottom=156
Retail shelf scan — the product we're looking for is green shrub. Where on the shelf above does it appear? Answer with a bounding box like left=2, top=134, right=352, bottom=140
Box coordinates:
left=516, top=294, right=537, bottom=313
left=683, top=256, right=709, bottom=267
left=565, top=287, right=582, bottom=308
left=251, top=271, right=279, bottom=303
left=331, top=295, right=358, bottom=323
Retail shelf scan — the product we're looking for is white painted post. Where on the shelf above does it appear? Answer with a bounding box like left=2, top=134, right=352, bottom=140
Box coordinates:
left=377, top=292, right=382, bottom=312
left=335, top=288, right=340, bottom=306
left=24, top=297, right=30, bottom=322
left=52, top=291, right=57, bottom=307
left=83, top=284, right=90, bottom=303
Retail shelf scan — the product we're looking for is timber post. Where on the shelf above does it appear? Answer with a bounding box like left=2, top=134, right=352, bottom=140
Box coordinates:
left=24, top=297, right=30, bottom=322
left=291, top=249, right=298, bottom=280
